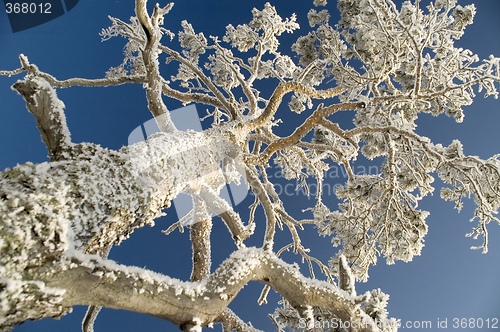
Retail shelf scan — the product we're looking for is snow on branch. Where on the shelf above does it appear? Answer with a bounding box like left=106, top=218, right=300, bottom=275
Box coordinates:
left=217, top=308, right=264, bottom=332
left=12, top=76, right=72, bottom=161
left=436, top=142, right=500, bottom=253
left=44, top=248, right=383, bottom=332
left=135, top=0, right=177, bottom=133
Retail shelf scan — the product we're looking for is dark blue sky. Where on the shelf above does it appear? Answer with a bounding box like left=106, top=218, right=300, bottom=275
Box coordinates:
left=1, top=1, right=500, bottom=331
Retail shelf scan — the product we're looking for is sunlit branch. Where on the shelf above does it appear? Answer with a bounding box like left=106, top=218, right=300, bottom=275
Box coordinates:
left=12, top=77, right=72, bottom=161
left=256, top=101, right=363, bottom=163
left=135, top=0, right=177, bottom=133
left=199, top=185, right=254, bottom=247
left=244, top=166, right=277, bottom=251
left=49, top=248, right=376, bottom=331
left=40, top=73, right=145, bottom=88
left=0, top=54, right=146, bottom=88
left=249, top=82, right=345, bottom=129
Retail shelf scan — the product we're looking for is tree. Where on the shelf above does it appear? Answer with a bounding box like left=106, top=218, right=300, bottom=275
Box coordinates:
left=1, top=0, right=499, bottom=331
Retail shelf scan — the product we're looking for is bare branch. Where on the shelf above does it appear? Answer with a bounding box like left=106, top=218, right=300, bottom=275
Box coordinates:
left=255, top=101, right=364, bottom=163
left=249, top=82, right=345, bottom=129
left=190, top=195, right=213, bottom=281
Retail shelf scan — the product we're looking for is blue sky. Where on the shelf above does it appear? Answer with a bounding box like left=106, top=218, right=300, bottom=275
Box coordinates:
left=1, top=0, right=500, bottom=331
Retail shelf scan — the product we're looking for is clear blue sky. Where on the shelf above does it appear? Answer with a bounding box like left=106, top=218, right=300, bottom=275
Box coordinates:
left=1, top=0, right=500, bottom=331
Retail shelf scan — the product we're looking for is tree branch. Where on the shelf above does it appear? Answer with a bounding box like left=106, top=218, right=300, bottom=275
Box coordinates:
left=12, top=77, right=72, bottom=161
left=249, top=82, right=344, bottom=129
left=135, top=0, right=177, bottom=133
left=217, top=308, right=264, bottom=332
left=162, top=83, right=226, bottom=109
left=244, top=166, right=277, bottom=251
left=3, top=54, right=146, bottom=88
left=199, top=185, right=254, bottom=247
left=41, top=248, right=377, bottom=331
left=255, top=101, right=364, bottom=163
left=190, top=195, right=213, bottom=281
left=159, top=44, right=238, bottom=119
left=82, top=305, right=102, bottom=332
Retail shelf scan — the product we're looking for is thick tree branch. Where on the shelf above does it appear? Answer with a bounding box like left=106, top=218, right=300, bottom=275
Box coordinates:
left=190, top=195, right=213, bottom=281
left=135, top=0, right=177, bottom=133
left=249, top=82, right=344, bottom=129
left=12, top=77, right=72, bottom=161
left=255, top=101, right=364, bottom=163
left=41, top=248, right=377, bottom=331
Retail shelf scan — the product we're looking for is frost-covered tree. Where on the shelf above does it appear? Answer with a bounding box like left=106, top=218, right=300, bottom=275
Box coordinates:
left=1, top=0, right=499, bottom=331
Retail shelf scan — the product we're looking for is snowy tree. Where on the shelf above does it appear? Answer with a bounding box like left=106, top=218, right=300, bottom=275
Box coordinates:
left=1, top=0, right=499, bottom=331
